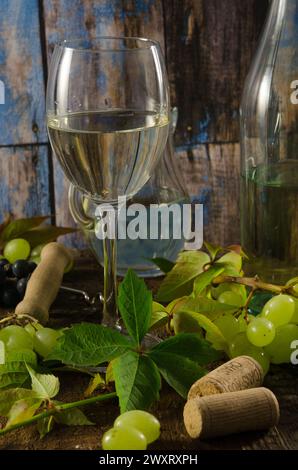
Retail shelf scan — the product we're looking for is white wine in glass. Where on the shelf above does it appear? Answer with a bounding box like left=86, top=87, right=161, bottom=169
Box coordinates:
left=46, top=37, right=170, bottom=326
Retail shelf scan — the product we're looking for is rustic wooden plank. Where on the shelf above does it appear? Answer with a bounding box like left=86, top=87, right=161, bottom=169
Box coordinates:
left=178, top=143, right=240, bottom=246
left=43, top=0, right=165, bottom=247
left=0, top=145, right=51, bottom=220
left=0, top=0, right=47, bottom=145
left=163, top=0, right=269, bottom=146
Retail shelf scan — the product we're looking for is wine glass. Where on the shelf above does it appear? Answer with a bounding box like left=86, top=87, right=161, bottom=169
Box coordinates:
left=46, top=37, right=170, bottom=326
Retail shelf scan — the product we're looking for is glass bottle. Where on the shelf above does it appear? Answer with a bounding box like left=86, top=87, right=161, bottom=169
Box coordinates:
left=69, top=108, right=190, bottom=277
left=240, top=0, right=298, bottom=282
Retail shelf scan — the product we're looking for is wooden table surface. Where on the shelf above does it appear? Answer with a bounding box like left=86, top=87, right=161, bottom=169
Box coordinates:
left=1, top=255, right=298, bottom=451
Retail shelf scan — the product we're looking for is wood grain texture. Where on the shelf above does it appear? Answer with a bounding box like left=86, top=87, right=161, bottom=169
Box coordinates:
left=178, top=143, right=241, bottom=245
left=163, top=0, right=269, bottom=147
left=0, top=0, right=47, bottom=145
left=0, top=145, right=51, bottom=220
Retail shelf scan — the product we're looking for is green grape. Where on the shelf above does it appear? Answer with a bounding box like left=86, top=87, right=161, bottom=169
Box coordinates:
left=218, top=291, right=244, bottom=307
left=64, top=258, right=74, bottom=274
left=292, top=300, right=298, bottom=324
left=33, top=328, right=63, bottom=358
left=0, top=325, right=33, bottom=351
left=286, top=277, right=298, bottom=295
left=114, top=410, right=160, bottom=444
left=3, top=238, right=31, bottom=263
left=29, top=256, right=41, bottom=265
left=246, top=317, right=275, bottom=347
left=211, top=282, right=246, bottom=302
left=30, top=244, right=46, bottom=258
left=208, top=313, right=243, bottom=343
left=265, top=323, right=298, bottom=364
left=261, top=294, right=295, bottom=327
left=229, top=333, right=253, bottom=357
left=102, top=426, right=147, bottom=450
left=24, top=322, right=43, bottom=337
left=229, top=333, right=270, bottom=375
left=216, top=252, right=242, bottom=272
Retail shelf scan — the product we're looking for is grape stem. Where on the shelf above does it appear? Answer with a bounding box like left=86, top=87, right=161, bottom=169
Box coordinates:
left=0, top=391, right=117, bottom=437
left=213, top=275, right=298, bottom=297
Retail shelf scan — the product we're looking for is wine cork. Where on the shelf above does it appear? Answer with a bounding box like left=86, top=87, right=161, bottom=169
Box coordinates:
left=15, top=242, right=73, bottom=324
left=184, top=387, right=279, bottom=439
left=188, top=356, right=263, bottom=399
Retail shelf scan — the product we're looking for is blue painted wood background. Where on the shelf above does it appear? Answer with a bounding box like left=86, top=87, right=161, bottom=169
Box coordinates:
left=0, top=0, right=269, bottom=246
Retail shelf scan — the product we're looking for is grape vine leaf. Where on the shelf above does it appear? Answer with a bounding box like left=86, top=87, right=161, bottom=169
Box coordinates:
left=54, top=405, right=94, bottom=426
left=118, top=269, right=152, bottom=345
left=0, top=216, right=50, bottom=244
left=180, top=295, right=239, bottom=320
left=204, top=241, right=223, bottom=261
left=113, top=350, right=161, bottom=413
left=193, top=265, right=225, bottom=296
left=156, top=251, right=210, bottom=302
left=37, top=416, right=55, bottom=439
left=182, top=310, right=228, bottom=352
left=0, top=388, right=40, bottom=416
left=84, top=373, right=105, bottom=397
left=149, top=302, right=169, bottom=331
left=21, top=225, right=77, bottom=248
left=6, top=399, right=41, bottom=427
left=150, top=257, right=175, bottom=273
left=27, top=365, right=60, bottom=399
left=149, top=334, right=218, bottom=398
left=48, top=323, right=133, bottom=366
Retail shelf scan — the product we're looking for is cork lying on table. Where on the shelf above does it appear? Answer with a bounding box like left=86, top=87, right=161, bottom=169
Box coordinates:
left=188, top=355, right=264, bottom=399
left=184, top=387, right=280, bottom=439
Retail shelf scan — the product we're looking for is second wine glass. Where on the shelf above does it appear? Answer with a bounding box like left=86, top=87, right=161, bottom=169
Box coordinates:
left=46, top=37, right=170, bottom=326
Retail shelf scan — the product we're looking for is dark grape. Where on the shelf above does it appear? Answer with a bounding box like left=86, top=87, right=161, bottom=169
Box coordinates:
left=0, top=266, right=6, bottom=285
left=16, top=277, right=28, bottom=298
left=0, top=258, right=9, bottom=268
left=27, top=261, right=37, bottom=273
left=0, top=286, right=20, bottom=308
left=12, top=260, right=30, bottom=279
left=5, top=264, right=13, bottom=277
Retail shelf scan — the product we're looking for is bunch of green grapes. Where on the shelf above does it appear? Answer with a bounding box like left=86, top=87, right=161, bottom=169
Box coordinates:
left=210, top=282, right=298, bottom=374
left=102, top=410, right=160, bottom=450
left=0, top=322, right=63, bottom=360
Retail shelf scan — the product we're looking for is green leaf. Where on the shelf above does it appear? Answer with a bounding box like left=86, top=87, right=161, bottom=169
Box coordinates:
left=0, top=362, right=30, bottom=390
left=5, top=349, right=37, bottom=367
left=6, top=399, right=41, bottom=427
left=150, top=257, right=175, bottom=273
left=84, top=373, right=105, bottom=397
left=0, top=216, right=50, bottom=243
left=37, top=416, right=55, bottom=439
left=149, top=302, right=169, bottom=331
left=27, top=365, right=60, bottom=399
left=54, top=407, right=94, bottom=426
left=181, top=295, right=239, bottom=320
left=48, top=323, right=133, bottom=366
left=118, top=269, right=152, bottom=344
left=0, top=341, right=5, bottom=364
left=193, top=265, right=225, bottom=296
left=204, top=241, right=222, bottom=261
left=149, top=333, right=219, bottom=366
left=149, top=351, right=206, bottom=398
left=156, top=251, right=210, bottom=302
left=182, top=310, right=228, bottom=352
left=21, top=225, right=77, bottom=248
left=113, top=351, right=161, bottom=412
left=0, top=388, right=40, bottom=416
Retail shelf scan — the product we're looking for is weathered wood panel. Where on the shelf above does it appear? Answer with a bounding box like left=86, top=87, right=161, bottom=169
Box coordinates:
left=0, top=0, right=47, bottom=145
left=178, top=143, right=241, bottom=246
left=43, top=0, right=165, bottom=247
left=0, top=145, right=51, bottom=220
left=163, top=0, right=269, bottom=147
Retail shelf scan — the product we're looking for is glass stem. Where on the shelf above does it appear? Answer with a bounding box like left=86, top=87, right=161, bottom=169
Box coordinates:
left=98, top=205, right=119, bottom=327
